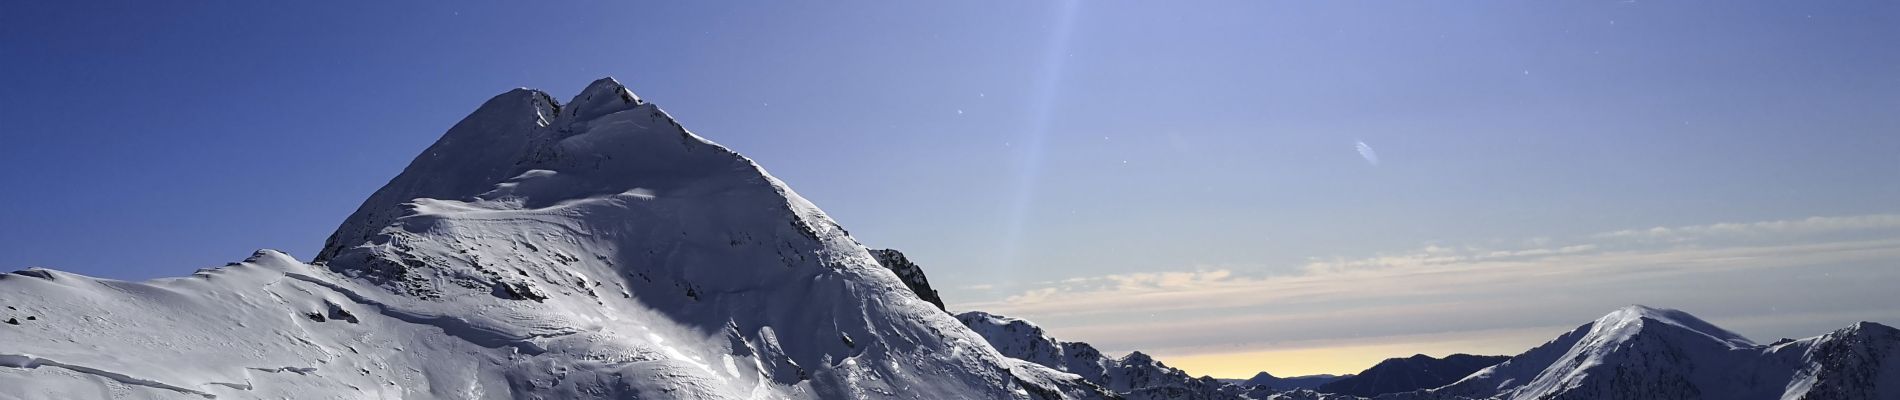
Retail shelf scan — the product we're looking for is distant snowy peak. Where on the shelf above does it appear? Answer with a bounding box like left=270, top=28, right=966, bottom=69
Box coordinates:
left=1766, top=321, right=1900, bottom=400
left=1590, top=304, right=1755, bottom=349
left=867, top=249, right=946, bottom=311
left=957, top=311, right=1100, bottom=374
left=957, top=311, right=1248, bottom=400
left=1432, top=305, right=1900, bottom=400
left=1436, top=305, right=1758, bottom=399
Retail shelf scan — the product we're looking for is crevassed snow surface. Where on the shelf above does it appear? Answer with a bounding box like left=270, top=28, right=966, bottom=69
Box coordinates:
left=0, top=78, right=1108, bottom=400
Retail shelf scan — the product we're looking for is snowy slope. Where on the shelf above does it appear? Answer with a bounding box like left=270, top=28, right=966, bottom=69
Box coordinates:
left=1769, top=321, right=1900, bottom=399
left=0, top=78, right=1111, bottom=400
left=957, top=311, right=1248, bottom=400
left=4, top=79, right=1896, bottom=400
left=1425, top=305, right=1900, bottom=400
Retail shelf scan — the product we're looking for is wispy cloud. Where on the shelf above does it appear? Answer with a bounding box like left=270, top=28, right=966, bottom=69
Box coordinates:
left=951, top=214, right=1900, bottom=375
left=1355, top=140, right=1380, bottom=166
left=1595, top=214, right=1900, bottom=241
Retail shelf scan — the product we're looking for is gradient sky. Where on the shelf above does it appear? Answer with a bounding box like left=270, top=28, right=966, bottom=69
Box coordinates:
left=4, top=1, right=1898, bottom=378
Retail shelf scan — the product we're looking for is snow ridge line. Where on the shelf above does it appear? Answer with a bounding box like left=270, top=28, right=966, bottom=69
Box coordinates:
left=283, top=273, right=578, bottom=355
left=0, top=353, right=217, bottom=398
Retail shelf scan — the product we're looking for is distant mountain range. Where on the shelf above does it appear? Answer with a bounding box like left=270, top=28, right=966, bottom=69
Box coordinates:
left=1315, top=354, right=1506, bottom=396
left=1423, top=305, right=1900, bottom=400
left=956, top=301, right=1900, bottom=399
left=1238, top=372, right=1352, bottom=391
left=916, top=249, right=1900, bottom=399
left=958, top=310, right=1246, bottom=400
left=2, top=78, right=1895, bottom=399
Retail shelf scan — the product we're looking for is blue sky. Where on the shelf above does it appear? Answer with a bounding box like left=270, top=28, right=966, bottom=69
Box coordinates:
left=3, top=1, right=1898, bottom=376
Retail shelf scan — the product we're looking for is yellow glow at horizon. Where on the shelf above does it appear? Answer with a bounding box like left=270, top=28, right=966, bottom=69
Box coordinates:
left=1158, top=335, right=1547, bottom=378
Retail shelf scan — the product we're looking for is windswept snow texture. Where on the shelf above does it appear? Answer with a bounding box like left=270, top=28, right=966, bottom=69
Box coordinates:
left=0, top=78, right=1112, bottom=400
left=1312, top=354, right=1504, bottom=397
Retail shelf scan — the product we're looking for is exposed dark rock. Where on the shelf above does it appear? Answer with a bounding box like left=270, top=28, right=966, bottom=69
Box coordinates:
left=867, top=249, right=946, bottom=312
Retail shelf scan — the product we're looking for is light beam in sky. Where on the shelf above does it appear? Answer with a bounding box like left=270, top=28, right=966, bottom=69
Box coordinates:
left=996, top=0, right=1083, bottom=274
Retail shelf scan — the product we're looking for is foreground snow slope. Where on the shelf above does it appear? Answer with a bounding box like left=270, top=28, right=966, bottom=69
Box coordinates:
left=0, top=78, right=1108, bottom=400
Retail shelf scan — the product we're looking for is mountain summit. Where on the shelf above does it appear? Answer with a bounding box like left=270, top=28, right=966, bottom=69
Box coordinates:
left=0, top=78, right=1109, bottom=399
left=3, top=80, right=1896, bottom=400
left=1429, top=305, right=1900, bottom=400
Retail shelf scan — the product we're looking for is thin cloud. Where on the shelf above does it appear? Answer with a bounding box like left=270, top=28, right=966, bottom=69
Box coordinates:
left=951, top=213, right=1900, bottom=364
left=1355, top=140, right=1380, bottom=166
left=1595, top=214, right=1900, bottom=242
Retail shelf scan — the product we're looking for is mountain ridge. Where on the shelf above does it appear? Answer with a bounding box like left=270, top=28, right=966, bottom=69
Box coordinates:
left=957, top=310, right=1251, bottom=399
left=0, top=78, right=1114, bottom=400
left=1313, top=353, right=1505, bottom=397
left=1424, top=305, right=1900, bottom=400
left=1238, top=371, right=1349, bottom=391
left=2, top=78, right=1897, bottom=400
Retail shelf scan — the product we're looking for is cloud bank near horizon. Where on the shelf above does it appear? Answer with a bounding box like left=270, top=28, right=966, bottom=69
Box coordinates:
left=949, top=213, right=1900, bottom=376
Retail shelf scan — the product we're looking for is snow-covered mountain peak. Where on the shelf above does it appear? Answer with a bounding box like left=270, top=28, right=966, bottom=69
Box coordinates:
left=1426, top=306, right=1900, bottom=400
left=562, top=76, right=648, bottom=122
left=0, top=79, right=1120, bottom=399
left=1845, top=321, right=1898, bottom=335
left=1592, top=305, right=1754, bottom=349
left=316, top=76, right=759, bottom=272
